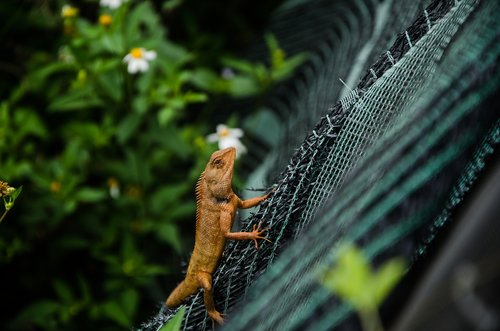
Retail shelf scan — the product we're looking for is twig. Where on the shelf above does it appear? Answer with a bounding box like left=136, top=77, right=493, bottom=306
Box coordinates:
left=0, top=209, right=8, bottom=224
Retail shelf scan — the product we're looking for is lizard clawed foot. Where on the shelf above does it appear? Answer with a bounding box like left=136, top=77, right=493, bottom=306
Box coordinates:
left=264, top=187, right=277, bottom=200
left=208, top=309, right=225, bottom=326
left=250, top=222, right=272, bottom=249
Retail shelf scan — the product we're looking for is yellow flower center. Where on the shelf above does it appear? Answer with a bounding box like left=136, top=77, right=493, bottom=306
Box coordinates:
left=50, top=181, right=61, bottom=193
left=130, top=48, right=143, bottom=59
left=107, top=177, right=119, bottom=189
left=0, top=181, right=12, bottom=197
left=219, top=128, right=230, bottom=138
left=99, top=14, right=112, bottom=26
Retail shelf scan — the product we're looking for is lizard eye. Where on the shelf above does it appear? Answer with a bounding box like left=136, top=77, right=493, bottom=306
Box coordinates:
left=213, top=158, right=223, bottom=168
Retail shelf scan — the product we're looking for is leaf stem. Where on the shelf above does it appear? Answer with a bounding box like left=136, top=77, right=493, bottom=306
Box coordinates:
left=0, top=209, right=8, bottom=224
left=359, top=308, right=384, bottom=331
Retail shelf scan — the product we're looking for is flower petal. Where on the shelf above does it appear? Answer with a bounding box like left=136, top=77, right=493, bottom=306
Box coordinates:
left=128, top=60, right=140, bottom=74
left=206, top=133, right=219, bottom=143
left=123, top=54, right=131, bottom=63
left=219, top=138, right=247, bottom=158
left=144, top=50, right=157, bottom=61
left=229, top=128, right=244, bottom=138
left=136, top=59, right=149, bottom=72
left=109, top=0, right=121, bottom=9
left=218, top=137, right=239, bottom=149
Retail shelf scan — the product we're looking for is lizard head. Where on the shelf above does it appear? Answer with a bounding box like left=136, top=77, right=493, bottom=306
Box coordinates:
left=204, top=147, right=236, bottom=198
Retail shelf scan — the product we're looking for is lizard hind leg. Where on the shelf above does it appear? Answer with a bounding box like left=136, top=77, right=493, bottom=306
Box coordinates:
left=196, top=272, right=225, bottom=325
left=165, top=278, right=198, bottom=308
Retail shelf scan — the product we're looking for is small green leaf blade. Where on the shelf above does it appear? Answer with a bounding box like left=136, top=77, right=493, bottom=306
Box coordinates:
left=159, top=306, right=185, bottom=331
left=371, top=258, right=406, bottom=306
left=320, top=244, right=372, bottom=309
left=11, top=185, right=23, bottom=201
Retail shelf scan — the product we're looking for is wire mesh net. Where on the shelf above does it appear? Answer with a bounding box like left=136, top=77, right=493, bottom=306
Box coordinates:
left=139, top=0, right=499, bottom=329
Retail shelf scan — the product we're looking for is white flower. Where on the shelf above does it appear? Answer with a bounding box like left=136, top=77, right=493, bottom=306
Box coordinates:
left=206, top=124, right=247, bottom=158
left=100, top=0, right=126, bottom=9
left=123, top=48, right=157, bottom=74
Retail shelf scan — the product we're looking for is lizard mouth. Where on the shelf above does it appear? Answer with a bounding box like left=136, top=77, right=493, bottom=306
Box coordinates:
left=222, top=147, right=236, bottom=174
left=217, top=147, right=236, bottom=169
left=220, top=147, right=236, bottom=184
left=220, top=147, right=236, bottom=158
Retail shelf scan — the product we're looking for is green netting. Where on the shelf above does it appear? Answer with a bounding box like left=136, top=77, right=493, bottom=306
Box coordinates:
left=298, top=0, right=479, bottom=235
left=246, top=0, right=440, bottom=178
left=139, top=0, right=499, bottom=329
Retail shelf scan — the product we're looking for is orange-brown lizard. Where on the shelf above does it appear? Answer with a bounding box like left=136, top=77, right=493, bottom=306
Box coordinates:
left=165, top=147, right=272, bottom=325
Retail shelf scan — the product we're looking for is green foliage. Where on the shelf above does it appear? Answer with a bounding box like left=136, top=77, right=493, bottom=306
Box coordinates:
left=191, top=33, right=307, bottom=97
left=158, top=307, right=185, bottom=331
left=0, top=0, right=305, bottom=330
left=319, top=243, right=406, bottom=331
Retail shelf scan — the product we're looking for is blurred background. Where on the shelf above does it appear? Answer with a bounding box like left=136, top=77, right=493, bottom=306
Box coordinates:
left=0, top=0, right=305, bottom=329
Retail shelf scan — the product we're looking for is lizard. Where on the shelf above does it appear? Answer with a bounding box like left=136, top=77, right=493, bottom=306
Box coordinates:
left=165, top=146, right=272, bottom=325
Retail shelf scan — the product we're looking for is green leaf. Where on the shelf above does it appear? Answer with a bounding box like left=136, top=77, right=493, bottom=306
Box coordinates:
left=48, top=88, right=103, bottom=112
left=29, top=62, right=74, bottom=91
left=319, top=243, right=406, bottom=311
left=75, top=188, right=107, bottom=203
left=227, top=76, right=260, bottom=97
left=10, top=185, right=23, bottom=201
left=63, top=122, right=110, bottom=147
left=183, top=91, right=208, bottom=103
left=158, top=107, right=177, bottom=126
left=116, top=113, right=143, bottom=144
left=159, top=306, right=185, bottom=331
left=221, top=57, right=255, bottom=74
left=150, top=184, right=190, bottom=213
left=95, top=68, right=124, bottom=102
left=271, top=52, right=308, bottom=81
left=140, top=264, right=169, bottom=276
left=243, top=108, right=281, bottom=147
left=121, top=288, right=139, bottom=317
left=264, top=32, right=279, bottom=52
left=163, top=0, right=184, bottom=11
left=157, top=223, right=183, bottom=253
left=125, top=2, right=166, bottom=46
left=13, top=108, right=48, bottom=140
left=150, top=126, right=192, bottom=159
left=320, top=244, right=372, bottom=309
left=57, top=235, right=90, bottom=250
left=53, top=280, right=73, bottom=302
left=75, top=19, right=100, bottom=40
left=158, top=41, right=193, bottom=68
left=132, top=95, right=150, bottom=114
left=20, top=300, right=60, bottom=324
left=371, top=258, right=406, bottom=306
left=169, top=202, right=196, bottom=221
left=189, top=68, right=220, bottom=91
left=102, top=301, right=130, bottom=328
left=99, top=34, right=125, bottom=55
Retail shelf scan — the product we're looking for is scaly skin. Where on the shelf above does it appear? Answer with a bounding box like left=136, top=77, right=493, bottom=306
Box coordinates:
left=165, top=147, right=271, bottom=325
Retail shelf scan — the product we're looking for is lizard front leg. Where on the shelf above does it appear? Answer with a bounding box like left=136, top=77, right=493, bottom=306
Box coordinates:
left=237, top=190, right=273, bottom=209
left=220, top=210, right=271, bottom=249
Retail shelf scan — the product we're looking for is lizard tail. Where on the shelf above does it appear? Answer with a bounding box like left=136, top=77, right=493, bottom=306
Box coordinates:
left=166, top=279, right=198, bottom=308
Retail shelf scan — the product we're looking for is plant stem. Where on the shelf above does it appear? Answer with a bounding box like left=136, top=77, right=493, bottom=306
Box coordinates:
left=0, top=209, right=8, bottom=224
left=359, top=308, right=384, bottom=331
